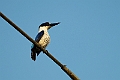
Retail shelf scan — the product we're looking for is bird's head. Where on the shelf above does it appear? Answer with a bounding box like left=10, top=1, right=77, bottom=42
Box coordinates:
left=39, top=22, right=60, bottom=31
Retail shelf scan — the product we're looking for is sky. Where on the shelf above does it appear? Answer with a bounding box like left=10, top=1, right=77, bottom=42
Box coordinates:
left=0, top=0, right=120, bottom=80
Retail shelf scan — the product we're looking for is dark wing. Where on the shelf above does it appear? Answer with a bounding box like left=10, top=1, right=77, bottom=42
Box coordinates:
left=35, top=30, right=44, bottom=42
left=31, top=30, right=44, bottom=61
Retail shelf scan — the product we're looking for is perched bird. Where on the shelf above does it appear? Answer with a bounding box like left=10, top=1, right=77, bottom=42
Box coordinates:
left=31, top=22, right=60, bottom=61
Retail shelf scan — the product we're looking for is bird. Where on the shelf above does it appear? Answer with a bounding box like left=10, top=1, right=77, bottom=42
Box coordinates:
left=31, top=22, right=60, bottom=61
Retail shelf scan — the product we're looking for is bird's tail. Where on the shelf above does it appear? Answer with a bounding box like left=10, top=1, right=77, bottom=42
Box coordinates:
left=31, top=45, right=41, bottom=61
left=31, top=51, right=36, bottom=61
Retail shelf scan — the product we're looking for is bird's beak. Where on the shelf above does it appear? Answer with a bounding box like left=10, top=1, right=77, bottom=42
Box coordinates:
left=50, top=22, right=60, bottom=27
left=48, top=22, right=60, bottom=29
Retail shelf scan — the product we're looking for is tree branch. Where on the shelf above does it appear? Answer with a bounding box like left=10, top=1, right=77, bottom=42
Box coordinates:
left=0, top=12, right=80, bottom=80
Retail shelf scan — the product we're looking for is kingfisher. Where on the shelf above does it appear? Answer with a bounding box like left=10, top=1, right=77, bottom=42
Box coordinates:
left=31, top=22, right=60, bottom=61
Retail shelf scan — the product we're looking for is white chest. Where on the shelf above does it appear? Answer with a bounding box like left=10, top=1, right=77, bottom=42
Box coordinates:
left=38, top=32, right=50, bottom=48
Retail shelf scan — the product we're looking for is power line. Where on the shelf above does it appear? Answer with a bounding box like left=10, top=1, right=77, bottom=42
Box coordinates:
left=0, top=12, right=80, bottom=80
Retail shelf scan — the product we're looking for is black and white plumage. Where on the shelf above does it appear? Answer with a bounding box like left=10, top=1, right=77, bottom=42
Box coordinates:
left=31, top=22, right=60, bottom=61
